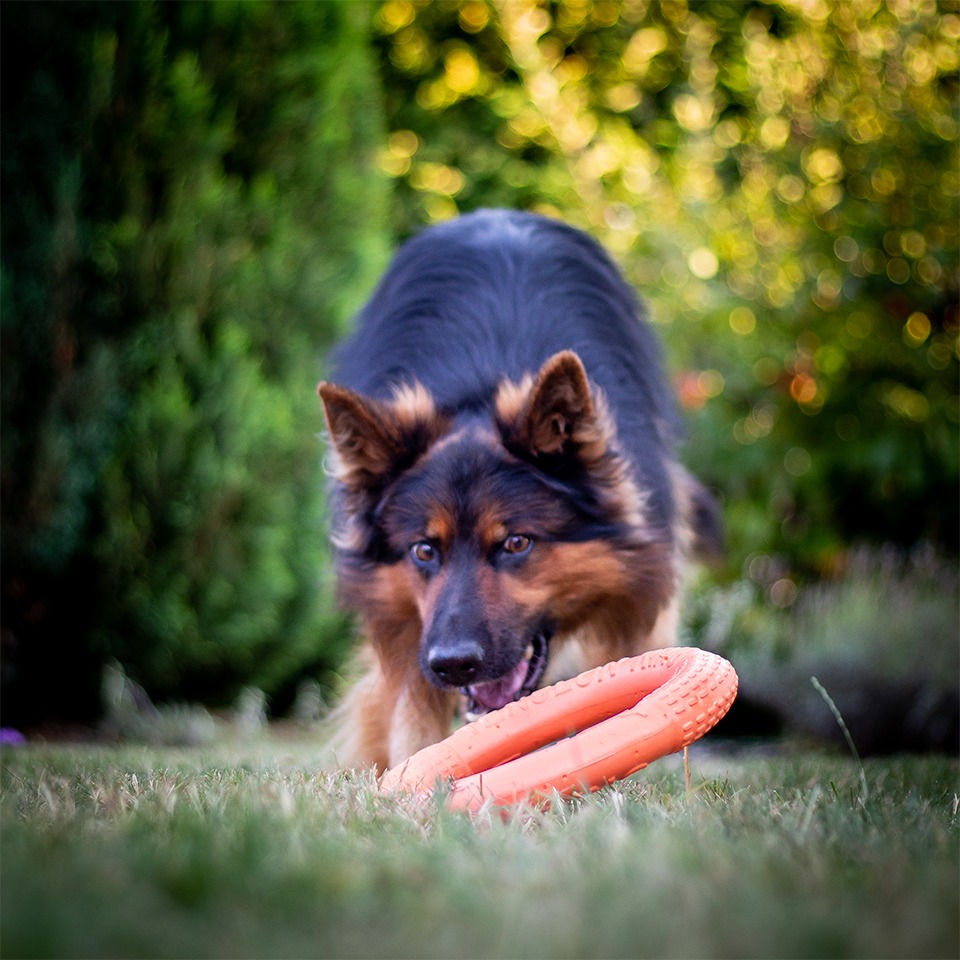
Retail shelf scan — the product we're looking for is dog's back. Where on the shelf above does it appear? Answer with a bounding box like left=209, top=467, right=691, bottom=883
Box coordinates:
left=331, top=208, right=682, bottom=530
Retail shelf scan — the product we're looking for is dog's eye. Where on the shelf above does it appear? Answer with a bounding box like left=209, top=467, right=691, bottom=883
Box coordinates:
left=501, top=534, right=533, bottom=556
left=410, top=541, right=437, bottom=566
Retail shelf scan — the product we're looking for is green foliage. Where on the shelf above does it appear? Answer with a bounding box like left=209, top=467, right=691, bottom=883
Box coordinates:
left=687, top=545, right=959, bottom=676
left=2, top=745, right=958, bottom=958
left=684, top=545, right=959, bottom=753
left=372, top=0, right=959, bottom=573
left=1, top=1, right=389, bottom=720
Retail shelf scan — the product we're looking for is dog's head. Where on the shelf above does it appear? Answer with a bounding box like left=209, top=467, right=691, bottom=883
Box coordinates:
left=319, top=351, right=674, bottom=717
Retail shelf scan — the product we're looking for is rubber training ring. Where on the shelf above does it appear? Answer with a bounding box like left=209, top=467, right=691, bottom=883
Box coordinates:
left=380, top=647, right=738, bottom=813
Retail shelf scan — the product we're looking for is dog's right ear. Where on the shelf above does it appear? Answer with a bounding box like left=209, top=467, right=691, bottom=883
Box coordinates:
left=318, top=381, right=441, bottom=489
left=318, top=383, right=403, bottom=489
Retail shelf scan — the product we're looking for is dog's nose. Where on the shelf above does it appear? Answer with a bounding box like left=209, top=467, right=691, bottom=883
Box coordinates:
left=427, top=641, right=484, bottom=686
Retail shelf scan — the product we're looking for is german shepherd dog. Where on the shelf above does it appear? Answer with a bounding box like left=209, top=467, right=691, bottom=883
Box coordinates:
left=319, top=210, right=720, bottom=772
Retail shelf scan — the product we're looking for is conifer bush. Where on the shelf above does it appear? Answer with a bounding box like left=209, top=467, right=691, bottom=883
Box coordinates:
left=1, top=1, right=389, bottom=723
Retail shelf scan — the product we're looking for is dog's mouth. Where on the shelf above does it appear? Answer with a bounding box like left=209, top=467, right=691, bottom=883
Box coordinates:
left=462, top=634, right=549, bottom=721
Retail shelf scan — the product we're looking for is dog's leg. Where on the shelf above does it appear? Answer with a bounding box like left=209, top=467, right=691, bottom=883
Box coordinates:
left=388, top=669, right=458, bottom=769
left=326, top=647, right=458, bottom=771
left=322, top=647, right=399, bottom=773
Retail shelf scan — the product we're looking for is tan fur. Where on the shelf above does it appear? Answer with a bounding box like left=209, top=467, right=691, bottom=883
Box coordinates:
left=318, top=379, right=448, bottom=492
left=321, top=646, right=396, bottom=770
left=493, top=372, right=535, bottom=425
left=324, top=646, right=460, bottom=771
left=388, top=672, right=458, bottom=766
left=390, top=381, right=438, bottom=434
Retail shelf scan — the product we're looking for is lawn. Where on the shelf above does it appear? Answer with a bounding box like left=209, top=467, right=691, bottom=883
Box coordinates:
left=1, top=738, right=957, bottom=959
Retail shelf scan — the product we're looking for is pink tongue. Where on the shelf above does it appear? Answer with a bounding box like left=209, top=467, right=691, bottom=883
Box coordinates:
left=467, top=658, right=528, bottom=712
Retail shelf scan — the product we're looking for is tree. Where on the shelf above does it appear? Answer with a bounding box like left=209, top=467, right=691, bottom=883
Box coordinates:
left=1, top=1, right=389, bottom=724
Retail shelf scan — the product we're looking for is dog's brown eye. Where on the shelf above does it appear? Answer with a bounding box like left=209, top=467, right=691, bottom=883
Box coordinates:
left=502, top=534, right=532, bottom=555
left=411, top=541, right=436, bottom=565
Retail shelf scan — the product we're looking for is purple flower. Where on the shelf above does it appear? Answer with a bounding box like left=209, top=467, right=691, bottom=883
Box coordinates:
left=0, top=728, right=26, bottom=746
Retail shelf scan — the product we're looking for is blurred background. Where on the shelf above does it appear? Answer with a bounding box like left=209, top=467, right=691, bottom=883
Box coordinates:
left=2, top=0, right=957, bottom=750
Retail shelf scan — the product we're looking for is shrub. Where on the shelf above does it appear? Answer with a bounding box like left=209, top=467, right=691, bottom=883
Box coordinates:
left=1, top=1, right=389, bottom=723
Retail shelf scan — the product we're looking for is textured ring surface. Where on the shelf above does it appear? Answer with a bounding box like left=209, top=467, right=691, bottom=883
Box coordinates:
left=380, top=647, right=739, bottom=812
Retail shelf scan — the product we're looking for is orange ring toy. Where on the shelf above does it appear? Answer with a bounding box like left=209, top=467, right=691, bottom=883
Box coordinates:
left=381, top=647, right=738, bottom=813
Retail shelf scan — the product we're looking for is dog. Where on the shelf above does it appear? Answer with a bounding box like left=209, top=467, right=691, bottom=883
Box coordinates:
left=318, top=209, right=721, bottom=772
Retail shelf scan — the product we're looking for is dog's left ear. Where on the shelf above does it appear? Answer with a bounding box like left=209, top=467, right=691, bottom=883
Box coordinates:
left=499, top=351, right=612, bottom=463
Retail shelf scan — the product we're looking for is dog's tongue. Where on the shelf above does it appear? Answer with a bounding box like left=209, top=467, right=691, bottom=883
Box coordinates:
left=467, top=658, right=528, bottom=712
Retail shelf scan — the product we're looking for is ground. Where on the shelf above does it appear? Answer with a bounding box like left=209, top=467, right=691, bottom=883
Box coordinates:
left=1, top=735, right=956, bottom=959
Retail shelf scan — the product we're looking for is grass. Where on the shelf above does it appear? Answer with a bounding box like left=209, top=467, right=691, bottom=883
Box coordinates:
left=2, top=739, right=957, bottom=959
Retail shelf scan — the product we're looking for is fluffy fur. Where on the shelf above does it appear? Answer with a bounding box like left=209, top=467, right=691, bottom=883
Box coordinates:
left=318, top=210, right=720, bottom=772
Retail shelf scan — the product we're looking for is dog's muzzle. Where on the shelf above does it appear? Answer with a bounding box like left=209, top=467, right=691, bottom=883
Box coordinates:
left=462, top=633, right=550, bottom=720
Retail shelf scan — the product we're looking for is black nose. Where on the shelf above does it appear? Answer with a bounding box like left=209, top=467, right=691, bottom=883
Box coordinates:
left=427, top=640, right=484, bottom=686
